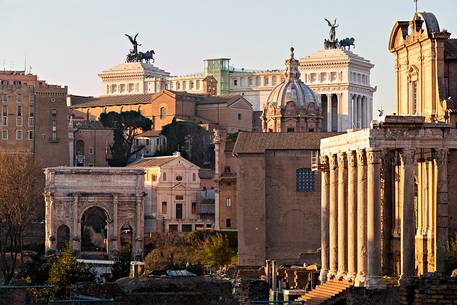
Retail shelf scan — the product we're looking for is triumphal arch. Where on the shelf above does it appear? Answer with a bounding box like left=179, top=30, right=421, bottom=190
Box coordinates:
left=44, top=167, right=145, bottom=259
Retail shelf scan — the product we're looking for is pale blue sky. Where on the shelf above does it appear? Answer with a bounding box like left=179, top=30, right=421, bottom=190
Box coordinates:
left=1, top=0, right=456, bottom=114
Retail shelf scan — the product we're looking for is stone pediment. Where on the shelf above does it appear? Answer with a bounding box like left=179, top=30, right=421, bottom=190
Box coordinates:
left=171, top=183, right=187, bottom=190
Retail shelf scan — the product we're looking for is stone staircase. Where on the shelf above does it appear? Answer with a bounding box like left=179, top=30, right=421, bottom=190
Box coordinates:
left=297, top=279, right=353, bottom=305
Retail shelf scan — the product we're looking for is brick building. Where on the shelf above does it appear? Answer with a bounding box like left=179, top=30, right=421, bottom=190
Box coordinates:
left=233, top=132, right=339, bottom=266
left=69, top=89, right=253, bottom=133
left=0, top=71, right=69, bottom=166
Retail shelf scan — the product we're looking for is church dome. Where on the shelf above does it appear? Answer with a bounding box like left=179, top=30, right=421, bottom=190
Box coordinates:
left=266, top=47, right=318, bottom=109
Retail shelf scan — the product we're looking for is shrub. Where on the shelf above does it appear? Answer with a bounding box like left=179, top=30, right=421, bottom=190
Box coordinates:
left=445, top=232, right=457, bottom=275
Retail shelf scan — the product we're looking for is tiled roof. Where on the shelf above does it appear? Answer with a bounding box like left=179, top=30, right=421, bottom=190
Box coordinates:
left=138, top=130, right=162, bottom=137
left=445, top=39, right=457, bottom=60
left=233, top=132, right=342, bottom=154
left=71, top=93, right=155, bottom=108
left=70, top=90, right=248, bottom=109
left=68, top=95, right=94, bottom=106
left=128, top=156, right=177, bottom=168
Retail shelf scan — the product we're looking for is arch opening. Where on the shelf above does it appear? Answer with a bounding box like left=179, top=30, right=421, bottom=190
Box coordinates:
left=81, top=206, right=109, bottom=256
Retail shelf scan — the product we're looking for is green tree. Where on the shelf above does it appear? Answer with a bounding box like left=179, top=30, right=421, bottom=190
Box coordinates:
left=48, top=245, right=94, bottom=297
left=161, top=119, right=214, bottom=167
left=100, top=111, right=152, bottom=166
left=203, top=233, right=232, bottom=267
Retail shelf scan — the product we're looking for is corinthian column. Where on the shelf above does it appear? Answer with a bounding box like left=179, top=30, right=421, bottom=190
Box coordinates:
left=337, top=152, right=348, bottom=279
left=355, top=150, right=367, bottom=287
left=319, top=155, right=330, bottom=282
left=434, top=148, right=448, bottom=273
left=328, top=154, right=338, bottom=280
left=366, top=149, right=385, bottom=289
left=400, top=148, right=415, bottom=284
left=346, top=151, right=357, bottom=281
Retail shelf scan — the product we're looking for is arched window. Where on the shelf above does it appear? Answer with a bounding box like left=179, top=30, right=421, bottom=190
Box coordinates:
left=160, top=107, right=166, bottom=120
left=296, top=168, right=315, bottom=192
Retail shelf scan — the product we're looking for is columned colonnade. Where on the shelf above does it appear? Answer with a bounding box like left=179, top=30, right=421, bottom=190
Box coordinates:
left=319, top=146, right=448, bottom=289
left=320, top=93, right=371, bottom=132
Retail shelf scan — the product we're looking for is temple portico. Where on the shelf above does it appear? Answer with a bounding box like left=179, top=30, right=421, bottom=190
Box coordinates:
left=319, top=116, right=457, bottom=288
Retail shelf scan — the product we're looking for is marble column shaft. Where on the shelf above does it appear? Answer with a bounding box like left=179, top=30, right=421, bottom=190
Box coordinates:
left=347, top=151, right=357, bottom=281
left=366, top=149, right=385, bottom=289
left=320, top=156, right=330, bottom=282
left=435, top=149, right=449, bottom=273
left=337, top=153, right=348, bottom=279
left=355, top=150, right=367, bottom=286
left=400, top=148, right=415, bottom=283
left=328, top=154, right=338, bottom=280
left=113, top=194, right=119, bottom=252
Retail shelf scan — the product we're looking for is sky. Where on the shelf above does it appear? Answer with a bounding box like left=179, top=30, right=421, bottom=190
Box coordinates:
left=1, top=0, right=456, bottom=115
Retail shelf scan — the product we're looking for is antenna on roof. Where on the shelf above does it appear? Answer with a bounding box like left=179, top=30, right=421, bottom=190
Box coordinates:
left=414, top=0, right=418, bottom=13
left=24, top=54, right=27, bottom=72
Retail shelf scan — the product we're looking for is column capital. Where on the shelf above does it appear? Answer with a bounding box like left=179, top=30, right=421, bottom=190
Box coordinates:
left=320, top=155, right=330, bottom=172
left=329, top=154, right=338, bottom=170
left=433, top=148, right=449, bottom=166
left=366, top=149, right=382, bottom=165
left=348, top=151, right=357, bottom=168
left=357, top=150, right=367, bottom=166
left=337, top=152, right=347, bottom=168
left=400, top=148, right=415, bottom=165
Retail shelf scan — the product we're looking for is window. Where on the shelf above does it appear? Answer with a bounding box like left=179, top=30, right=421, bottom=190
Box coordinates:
left=226, top=197, right=232, bottom=207
left=51, top=119, right=57, bottom=142
left=176, top=195, right=184, bottom=200
left=226, top=218, right=231, bottom=228
left=233, top=79, right=238, bottom=86
left=128, top=83, right=134, bottom=92
left=176, top=203, right=183, bottom=219
left=17, top=105, right=22, bottom=116
left=16, top=94, right=22, bottom=103
left=272, top=76, right=277, bottom=85
left=248, top=77, right=253, bottom=86
left=89, top=147, right=94, bottom=155
left=176, top=175, right=183, bottom=181
left=182, top=81, right=186, bottom=90
left=169, top=224, right=178, bottom=232
left=28, top=95, right=34, bottom=104
left=1, top=94, right=7, bottom=103
left=135, top=83, right=139, bottom=92
left=162, top=202, right=167, bottom=214
left=264, top=77, right=269, bottom=85
left=162, top=172, right=167, bottom=181
left=287, top=127, right=295, bottom=132
left=182, top=224, right=192, bottom=232
left=120, top=84, right=125, bottom=93
left=2, top=117, right=7, bottom=126
left=238, top=113, right=242, bottom=120
left=151, top=174, right=157, bottom=182
left=16, top=116, right=23, bottom=126
left=189, top=81, right=194, bottom=89
left=29, top=105, right=34, bottom=117
left=159, top=107, right=166, bottom=120
left=16, top=130, right=23, bottom=140
left=192, top=202, right=196, bottom=214
left=192, top=173, right=196, bottom=181
left=411, top=81, right=418, bottom=114
left=2, top=104, right=7, bottom=116
left=27, top=130, right=33, bottom=140
left=296, top=168, right=315, bottom=192
left=2, top=129, right=7, bottom=140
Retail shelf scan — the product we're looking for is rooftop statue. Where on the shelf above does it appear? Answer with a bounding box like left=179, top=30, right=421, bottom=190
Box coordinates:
left=125, top=33, right=155, bottom=64
left=324, top=18, right=339, bottom=50
left=324, top=18, right=339, bottom=42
